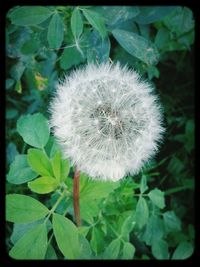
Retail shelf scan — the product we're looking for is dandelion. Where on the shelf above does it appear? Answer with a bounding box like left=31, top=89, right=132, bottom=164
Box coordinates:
left=49, top=62, right=164, bottom=182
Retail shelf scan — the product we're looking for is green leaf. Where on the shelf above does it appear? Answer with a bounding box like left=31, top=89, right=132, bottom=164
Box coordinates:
left=51, top=151, right=62, bottom=181
left=21, top=38, right=40, bottom=55
left=28, top=176, right=59, bottom=194
left=80, top=173, right=119, bottom=201
left=27, top=148, right=53, bottom=176
left=140, top=174, right=148, bottom=194
left=78, top=234, right=92, bottom=259
left=17, top=113, right=50, bottom=148
left=9, top=6, right=52, bottom=26
left=142, top=215, right=164, bottom=246
left=48, top=137, right=60, bottom=157
left=135, top=196, right=149, bottom=228
left=121, top=215, right=136, bottom=241
left=152, top=239, right=169, bottom=259
left=172, top=242, right=194, bottom=259
left=45, top=136, right=60, bottom=157
left=47, top=13, right=64, bottom=49
left=116, top=20, right=138, bottom=32
left=112, top=29, right=159, bottom=65
left=122, top=242, right=135, bottom=259
left=82, top=9, right=107, bottom=39
left=138, top=24, right=150, bottom=39
left=6, top=194, right=49, bottom=223
left=90, top=227, right=104, bottom=255
left=6, top=142, right=19, bottom=165
left=53, top=213, right=80, bottom=259
left=93, top=6, right=139, bottom=28
left=45, top=244, right=57, bottom=259
left=10, top=219, right=51, bottom=245
left=163, top=211, right=181, bottom=233
left=87, top=30, right=110, bottom=63
left=7, top=154, right=38, bottom=184
left=163, top=7, right=194, bottom=36
left=80, top=201, right=99, bottom=224
left=9, top=224, right=47, bottom=259
left=60, top=159, right=70, bottom=182
left=134, top=6, right=175, bottom=24
left=79, top=173, right=119, bottom=222
left=113, top=46, right=138, bottom=67
left=60, top=46, right=85, bottom=70
left=78, top=226, right=90, bottom=237
left=71, top=8, right=83, bottom=40
left=148, top=188, right=165, bottom=209
left=155, top=28, right=169, bottom=50
left=103, top=239, right=121, bottom=259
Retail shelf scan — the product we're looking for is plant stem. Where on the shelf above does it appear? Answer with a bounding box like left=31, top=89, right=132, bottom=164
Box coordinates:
left=164, top=185, right=194, bottom=196
left=73, top=167, right=81, bottom=227
left=44, top=190, right=66, bottom=223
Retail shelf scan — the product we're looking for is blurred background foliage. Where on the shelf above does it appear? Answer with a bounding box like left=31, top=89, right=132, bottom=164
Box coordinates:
left=6, top=6, right=195, bottom=259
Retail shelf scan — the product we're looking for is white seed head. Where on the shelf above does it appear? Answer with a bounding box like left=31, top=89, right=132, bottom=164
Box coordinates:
left=49, top=62, right=165, bottom=181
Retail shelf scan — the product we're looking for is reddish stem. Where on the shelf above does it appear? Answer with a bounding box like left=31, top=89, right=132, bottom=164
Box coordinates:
left=73, top=167, right=81, bottom=226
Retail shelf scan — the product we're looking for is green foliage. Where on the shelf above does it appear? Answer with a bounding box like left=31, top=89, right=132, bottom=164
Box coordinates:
left=27, top=148, right=53, bottom=176
left=53, top=213, right=81, bottom=259
left=135, top=196, right=149, bottom=228
left=47, top=13, right=64, bottom=49
left=45, top=244, right=58, bottom=259
left=163, top=211, right=181, bottom=233
left=51, top=152, right=61, bottom=180
left=6, top=194, right=49, bottom=223
left=9, top=6, right=53, bottom=26
left=121, top=215, right=135, bottom=241
left=71, top=8, right=83, bottom=40
left=142, top=214, right=164, bottom=246
left=87, top=31, right=110, bottom=63
left=7, top=154, right=37, bottom=184
left=103, top=238, right=121, bottom=259
left=152, top=239, right=169, bottom=259
left=148, top=188, right=165, bottom=209
left=9, top=224, right=48, bottom=259
left=10, top=219, right=51, bottom=245
left=93, top=6, right=139, bottom=29
left=172, top=242, right=194, bottom=259
left=112, top=29, right=159, bottom=65
left=6, top=5, right=194, bottom=260
left=60, top=47, right=85, bottom=70
left=134, top=6, right=175, bottom=24
left=140, top=174, right=148, bottom=194
left=28, top=176, right=59, bottom=194
left=122, top=242, right=135, bottom=259
left=82, top=9, right=107, bottom=39
left=17, top=113, right=50, bottom=148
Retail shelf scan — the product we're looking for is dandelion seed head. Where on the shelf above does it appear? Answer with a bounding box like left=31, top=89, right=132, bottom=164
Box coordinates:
left=49, top=62, right=165, bottom=181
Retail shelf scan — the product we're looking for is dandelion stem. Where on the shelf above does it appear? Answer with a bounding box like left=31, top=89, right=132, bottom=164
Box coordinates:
left=73, top=167, right=81, bottom=226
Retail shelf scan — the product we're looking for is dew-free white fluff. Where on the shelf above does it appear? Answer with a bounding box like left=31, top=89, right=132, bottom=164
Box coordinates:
left=49, top=62, right=164, bottom=181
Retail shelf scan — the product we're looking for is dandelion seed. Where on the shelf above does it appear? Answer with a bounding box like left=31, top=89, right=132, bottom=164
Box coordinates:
left=94, top=119, right=99, bottom=125
left=49, top=62, right=165, bottom=181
